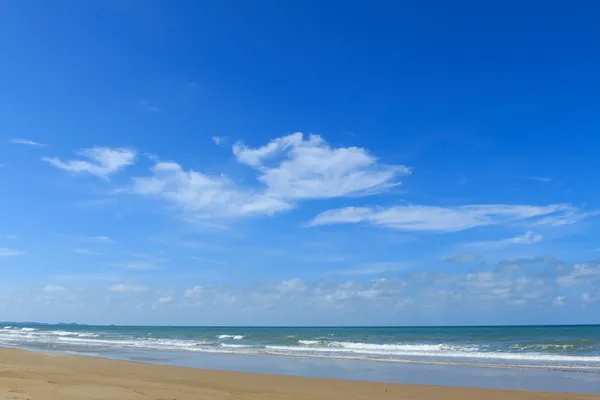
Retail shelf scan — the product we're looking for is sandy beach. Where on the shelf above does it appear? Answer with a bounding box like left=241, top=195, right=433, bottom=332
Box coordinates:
left=0, top=348, right=596, bottom=400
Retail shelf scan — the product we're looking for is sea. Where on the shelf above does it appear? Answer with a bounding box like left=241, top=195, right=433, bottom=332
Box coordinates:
left=1, top=324, right=599, bottom=371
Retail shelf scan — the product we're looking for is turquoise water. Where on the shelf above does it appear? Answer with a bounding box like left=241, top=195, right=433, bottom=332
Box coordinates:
left=1, top=324, right=599, bottom=372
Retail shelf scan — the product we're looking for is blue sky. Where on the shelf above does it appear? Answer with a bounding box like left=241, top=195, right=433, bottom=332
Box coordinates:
left=1, top=1, right=599, bottom=325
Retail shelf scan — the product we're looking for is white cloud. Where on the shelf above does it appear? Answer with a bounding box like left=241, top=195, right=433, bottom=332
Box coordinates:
left=109, top=284, right=148, bottom=293
left=43, top=284, right=66, bottom=293
left=212, top=136, right=227, bottom=145
left=73, top=248, right=102, bottom=256
left=530, top=209, right=599, bottom=226
left=553, top=296, right=566, bottom=306
left=581, top=292, right=591, bottom=302
left=233, top=133, right=409, bottom=200
left=133, top=133, right=408, bottom=220
left=466, top=231, right=543, bottom=248
left=158, top=296, right=172, bottom=303
left=139, top=100, right=160, bottom=112
left=277, top=278, right=307, bottom=293
left=0, top=248, right=25, bottom=257
left=55, top=233, right=115, bottom=244
left=185, top=286, right=203, bottom=298
left=524, top=176, right=551, bottom=183
left=133, top=161, right=291, bottom=218
left=9, top=138, right=46, bottom=146
left=116, top=261, right=162, bottom=271
left=338, top=262, right=407, bottom=275
left=557, top=263, right=600, bottom=287
left=309, top=204, right=575, bottom=232
left=43, top=147, right=136, bottom=179
left=3, top=256, right=599, bottom=324
left=505, top=231, right=542, bottom=244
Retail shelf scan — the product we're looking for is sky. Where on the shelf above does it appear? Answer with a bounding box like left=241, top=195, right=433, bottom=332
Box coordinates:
left=0, top=1, right=599, bottom=326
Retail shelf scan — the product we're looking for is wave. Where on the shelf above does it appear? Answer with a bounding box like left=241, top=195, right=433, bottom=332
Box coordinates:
left=298, top=340, right=321, bottom=345
left=263, top=344, right=600, bottom=365
left=306, top=341, right=479, bottom=352
left=217, top=335, right=244, bottom=340
left=510, top=344, right=576, bottom=351
left=1, top=327, right=599, bottom=370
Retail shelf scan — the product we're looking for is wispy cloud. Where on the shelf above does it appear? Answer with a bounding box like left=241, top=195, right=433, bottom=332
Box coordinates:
left=55, top=233, right=116, bottom=244
left=43, top=284, right=66, bottom=293
left=109, top=283, right=148, bottom=293
left=338, top=262, right=407, bottom=275
left=504, top=231, right=543, bottom=244
left=233, top=133, right=409, bottom=199
left=523, top=176, right=551, bottom=183
left=73, top=248, right=103, bottom=256
left=212, top=136, right=227, bottom=145
left=308, top=204, right=579, bottom=232
left=115, top=253, right=169, bottom=271
left=139, top=100, right=160, bottom=112
left=8, top=138, right=46, bottom=147
left=43, top=147, right=136, bottom=179
left=529, top=209, right=600, bottom=227
left=466, top=231, right=543, bottom=248
left=553, top=296, right=566, bottom=306
left=557, top=263, right=600, bottom=287
left=115, top=261, right=163, bottom=271
left=0, top=248, right=25, bottom=257
left=133, top=133, right=409, bottom=221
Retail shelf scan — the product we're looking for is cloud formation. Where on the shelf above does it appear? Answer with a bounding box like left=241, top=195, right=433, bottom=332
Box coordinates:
left=109, top=284, right=148, bottom=293
left=233, top=133, right=409, bottom=199
left=55, top=234, right=115, bottom=244
left=212, top=136, right=227, bottom=145
left=43, top=284, right=66, bottom=293
left=308, top=204, right=577, bottom=232
left=8, top=138, right=46, bottom=147
left=466, top=231, right=543, bottom=248
left=4, top=257, right=598, bottom=325
left=133, top=133, right=409, bottom=220
left=43, top=147, right=136, bottom=179
left=0, top=248, right=25, bottom=257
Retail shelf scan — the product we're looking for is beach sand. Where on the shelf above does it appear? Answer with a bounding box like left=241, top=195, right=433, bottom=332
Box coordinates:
left=0, top=348, right=597, bottom=400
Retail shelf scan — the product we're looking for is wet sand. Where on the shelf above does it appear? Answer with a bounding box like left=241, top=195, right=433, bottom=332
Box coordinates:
left=0, top=348, right=597, bottom=400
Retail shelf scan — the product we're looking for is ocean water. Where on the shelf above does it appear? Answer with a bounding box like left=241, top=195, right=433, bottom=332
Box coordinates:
left=1, top=324, right=599, bottom=373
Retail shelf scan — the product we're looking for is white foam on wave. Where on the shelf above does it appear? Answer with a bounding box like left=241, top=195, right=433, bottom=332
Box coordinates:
left=262, top=342, right=600, bottom=365
left=0, top=328, right=598, bottom=370
left=3, top=326, right=13, bottom=329
left=51, top=331, right=80, bottom=336
left=217, top=335, right=244, bottom=340
left=297, top=340, right=477, bottom=352
left=510, top=344, right=575, bottom=351
left=20, top=328, right=37, bottom=332
left=298, top=340, right=321, bottom=345
left=76, top=333, right=99, bottom=338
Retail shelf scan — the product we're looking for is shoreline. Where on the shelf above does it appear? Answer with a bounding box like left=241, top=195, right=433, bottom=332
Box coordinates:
left=0, top=348, right=598, bottom=399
